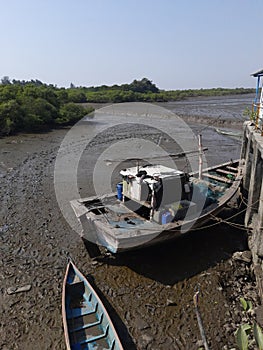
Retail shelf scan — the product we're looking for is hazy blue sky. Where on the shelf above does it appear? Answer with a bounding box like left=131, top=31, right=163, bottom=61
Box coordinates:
left=1, top=0, right=262, bottom=89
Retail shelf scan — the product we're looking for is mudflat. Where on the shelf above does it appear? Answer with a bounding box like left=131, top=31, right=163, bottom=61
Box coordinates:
left=0, top=103, right=260, bottom=349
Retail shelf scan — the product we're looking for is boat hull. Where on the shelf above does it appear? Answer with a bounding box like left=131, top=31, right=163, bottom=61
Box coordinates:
left=80, top=199, right=233, bottom=254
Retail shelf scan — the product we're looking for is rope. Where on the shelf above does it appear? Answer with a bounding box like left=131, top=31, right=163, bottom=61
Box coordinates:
left=188, top=195, right=260, bottom=232
left=210, top=207, right=247, bottom=222
left=200, top=194, right=263, bottom=231
left=223, top=221, right=250, bottom=231
left=240, top=194, right=263, bottom=213
left=188, top=218, right=223, bottom=231
left=197, top=115, right=224, bottom=133
left=196, top=108, right=247, bottom=135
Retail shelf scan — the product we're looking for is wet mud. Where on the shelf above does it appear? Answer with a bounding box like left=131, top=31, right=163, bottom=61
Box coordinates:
left=0, top=96, right=260, bottom=349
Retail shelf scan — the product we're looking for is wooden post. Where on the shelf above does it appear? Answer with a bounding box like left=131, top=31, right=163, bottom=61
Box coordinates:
left=150, top=188, right=155, bottom=221
left=193, top=291, right=210, bottom=350
left=256, top=103, right=260, bottom=130
left=198, top=134, right=203, bottom=180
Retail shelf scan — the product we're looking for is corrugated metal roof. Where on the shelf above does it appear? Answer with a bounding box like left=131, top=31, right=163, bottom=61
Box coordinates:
left=251, top=69, right=263, bottom=77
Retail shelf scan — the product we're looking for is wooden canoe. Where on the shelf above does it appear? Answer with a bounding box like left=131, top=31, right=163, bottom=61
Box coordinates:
left=62, top=261, right=124, bottom=350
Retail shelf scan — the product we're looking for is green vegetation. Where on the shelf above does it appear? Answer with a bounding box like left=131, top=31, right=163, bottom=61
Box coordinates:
left=235, top=298, right=263, bottom=350
left=0, top=77, right=94, bottom=136
left=78, top=78, right=254, bottom=103
left=0, top=76, right=255, bottom=136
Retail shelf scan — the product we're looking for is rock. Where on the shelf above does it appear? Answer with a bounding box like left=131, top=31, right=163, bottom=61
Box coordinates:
left=256, top=305, right=263, bottom=327
left=241, top=250, right=252, bottom=262
left=0, top=224, right=9, bottom=234
left=141, top=333, right=153, bottom=346
left=135, top=316, right=150, bottom=330
left=166, top=298, right=177, bottom=306
left=125, top=311, right=131, bottom=321
left=232, top=250, right=252, bottom=263
left=7, top=284, right=32, bottom=295
left=215, top=335, right=222, bottom=342
left=196, top=340, right=204, bottom=348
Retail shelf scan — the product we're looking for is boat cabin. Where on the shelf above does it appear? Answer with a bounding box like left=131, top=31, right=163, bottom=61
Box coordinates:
left=119, top=164, right=191, bottom=222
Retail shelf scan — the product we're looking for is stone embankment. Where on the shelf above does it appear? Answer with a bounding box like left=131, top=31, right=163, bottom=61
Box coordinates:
left=241, top=121, right=263, bottom=306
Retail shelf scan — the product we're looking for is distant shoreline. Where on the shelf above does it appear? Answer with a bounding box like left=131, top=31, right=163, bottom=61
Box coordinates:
left=0, top=93, right=251, bottom=138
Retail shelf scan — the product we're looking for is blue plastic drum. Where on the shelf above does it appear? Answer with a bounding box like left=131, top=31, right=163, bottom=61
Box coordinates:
left=116, top=183, right=123, bottom=200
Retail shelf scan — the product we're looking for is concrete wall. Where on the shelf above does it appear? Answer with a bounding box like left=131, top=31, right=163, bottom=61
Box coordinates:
left=241, top=122, right=263, bottom=290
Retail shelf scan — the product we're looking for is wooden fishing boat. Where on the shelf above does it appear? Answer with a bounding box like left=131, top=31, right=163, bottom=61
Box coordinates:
left=215, top=128, right=242, bottom=137
left=71, top=159, right=244, bottom=254
left=62, top=261, right=124, bottom=350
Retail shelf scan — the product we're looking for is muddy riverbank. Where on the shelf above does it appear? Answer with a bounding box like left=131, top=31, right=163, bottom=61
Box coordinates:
left=0, top=97, right=261, bottom=349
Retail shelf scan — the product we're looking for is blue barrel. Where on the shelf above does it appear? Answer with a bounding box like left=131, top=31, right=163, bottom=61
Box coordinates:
left=116, top=182, right=123, bottom=200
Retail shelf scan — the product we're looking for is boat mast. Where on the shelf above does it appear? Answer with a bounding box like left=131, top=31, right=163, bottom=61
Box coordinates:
left=198, top=134, right=203, bottom=179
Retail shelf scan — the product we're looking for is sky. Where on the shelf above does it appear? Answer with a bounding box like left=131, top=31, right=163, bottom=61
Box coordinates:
left=1, top=0, right=263, bottom=90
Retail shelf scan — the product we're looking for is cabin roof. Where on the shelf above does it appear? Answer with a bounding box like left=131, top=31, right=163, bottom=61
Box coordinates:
left=120, top=164, right=184, bottom=179
left=251, top=69, right=263, bottom=77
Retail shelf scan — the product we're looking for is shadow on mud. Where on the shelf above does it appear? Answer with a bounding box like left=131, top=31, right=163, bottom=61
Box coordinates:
left=95, top=219, right=248, bottom=286
left=86, top=274, right=137, bottom=350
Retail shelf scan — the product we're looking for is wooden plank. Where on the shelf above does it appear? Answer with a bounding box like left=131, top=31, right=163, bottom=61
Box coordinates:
left=202, top=173, right=233, bottom=184
left=68, top=303, right=98, bottom=319
left=69, top=315, right=102, bottom=333
left=216, top=169, right=237, bottom=176
left=80, top=325, right=109, bottom=345
left=190, top=159, right=239, bottom=176
left=226, top=166, right=238, bottom=172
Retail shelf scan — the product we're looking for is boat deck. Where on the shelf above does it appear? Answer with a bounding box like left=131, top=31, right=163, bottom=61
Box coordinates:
left=105, top=204, right=163, bottom=232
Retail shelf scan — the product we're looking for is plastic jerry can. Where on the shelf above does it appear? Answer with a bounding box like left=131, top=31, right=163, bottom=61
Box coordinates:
left=162, top=211, right=173, bottom=224
left=116, top=182, right=123, bottom=200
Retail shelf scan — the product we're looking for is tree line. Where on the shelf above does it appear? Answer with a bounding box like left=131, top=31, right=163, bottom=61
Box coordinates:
left=69, top=78, right=254, bottom=103
left=0, top=76, right=255, bottom=135
left=0, top=77, right=94, bottom=135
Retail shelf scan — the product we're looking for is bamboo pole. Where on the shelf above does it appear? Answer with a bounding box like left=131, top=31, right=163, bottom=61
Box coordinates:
left=198, top=134, right=203, bottom=180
